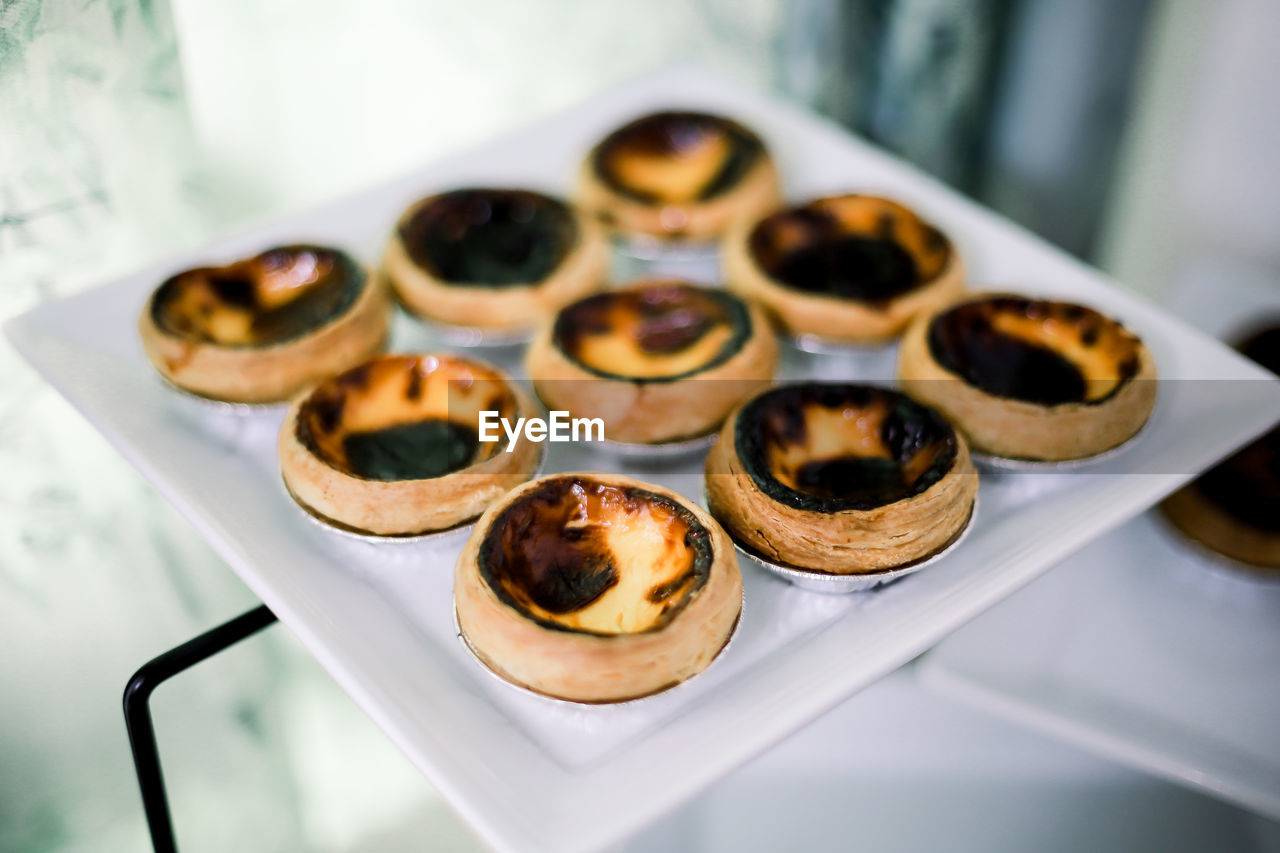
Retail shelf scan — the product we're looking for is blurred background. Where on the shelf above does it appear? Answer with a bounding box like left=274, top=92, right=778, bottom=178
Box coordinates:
left=2, top=1, right=1278, bottom=851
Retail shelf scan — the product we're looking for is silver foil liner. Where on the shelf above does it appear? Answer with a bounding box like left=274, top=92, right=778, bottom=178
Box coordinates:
left=285, top=480, right=478, bottom=547
left=726, top=496, right=978, bottom=594
left=612, top=234, right=721, bottom=264
left=588, top=431, right=718, bottom=461
left=970, top=417, right=1152, bottom=472
left=789, top=333, right=896, bottom=356
left=410, top=315, right=535, bottom=348
left=282, top=442, right=547, bottom=546
left=159, top=375, right=288, bottom=417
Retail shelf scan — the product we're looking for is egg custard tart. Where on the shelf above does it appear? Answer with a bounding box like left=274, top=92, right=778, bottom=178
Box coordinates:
left=280, top=353, right=541, bottom=537
left=724, top=194, right=963, bottom=345
left=140, top=245, right=390, bottom=403
left=454, top=472, right=742, bottom=703
left=576, top=111, right=780, bottom=244
left=1161, top=322, right=1280, bottom=570
left=526, top=280, right=778, bottom=445
left=705, top=383, right=977, bottom=573
left=897, top=294, right=1157, bottom=462
left=383, top=188, right=608, bottom=334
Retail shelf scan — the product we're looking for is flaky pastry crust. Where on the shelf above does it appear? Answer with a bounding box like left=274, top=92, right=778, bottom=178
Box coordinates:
left=140, top=248, right=390, bottom=404
left=383, top=190, right=608, bottom=331
left=454, top=472, right=743, bottom=703
left=897, top=293, right=1157, bottom=461
left=279, top=354, right=541, bottom=536
left=705, top=396, right=977, bottom=573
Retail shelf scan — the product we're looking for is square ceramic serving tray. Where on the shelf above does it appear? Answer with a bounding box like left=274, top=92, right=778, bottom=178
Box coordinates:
left=917, top=268, right=1280, bottom=823
left=8, top=66, right=1280, bottom=853
left=919, top=511, right=1280, bottom=821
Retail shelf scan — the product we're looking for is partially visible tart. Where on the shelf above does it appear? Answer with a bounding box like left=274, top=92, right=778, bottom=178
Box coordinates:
left=454, top=472, right=742, bottom=703
left=280, top=353, right=541, bottom=537
left=724, top=194, right=963, bottom=344
left=140, top=245, right=390, bottom=403
left=1161, top=322, right=1280, bottom=570
left=383, top=188, right=608, bottom=333
left=576, top=111, right=781, bottom=244
left=705, top=383, right=977, bottom=573
left=897, top=293, right=1157, bottom=462
left=526, top=279, right=778, bottom=445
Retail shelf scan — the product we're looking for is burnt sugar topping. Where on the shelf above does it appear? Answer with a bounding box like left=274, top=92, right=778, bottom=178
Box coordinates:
left=1193, top=433, right=1280, bottom=533
left=736, top=384, right=959, bottom=514
left=1239, top=324, right=1280, bottom=375
left=747, top=196, right=951, bottom=305
left=592, top=112, right=764, bottom=205
left=296, top=354, right=513, bottom=482
left=385, top=188, right=607, bottom=335
left=578, top=111, right=780, bottom=244
left=397, top=189, right=579, bottom=287
left=927, top=296, right=1143, bottom=406
left=527, top=278, right=778, bottom=446
left=1189, top=323, right=1280, bottom=533
left=724, top=195, right=963, bottom=345
left=551, top=281, right=751, bottom=382
left=477, top=476, right=712, bottom=635
left=141, top=243, right=390, bottom=404
left=897, top=292, right=1156, bottom=463
left=280, top=352, right=541, bottom=537
left=1159, top=320, right=1280, bottom=569
left=151, top=245, right=363, bottom=347
left=704, top=382, right=976, bottom=574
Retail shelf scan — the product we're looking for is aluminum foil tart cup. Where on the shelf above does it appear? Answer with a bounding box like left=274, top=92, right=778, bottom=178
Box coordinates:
left=970, top=416, right=1152, bottom=473
left=160, top=375, right=289, bottom=417
left=613, top=234, right=722, bottom=265
left=725, top=496, right=978, bottom=594
left=411, top=316, right=535, bottom=348
left=587, top=431, right=719, bottom=461
left=282, top=442, right=547, bottom=550
left=788, top=333, right=897, bottom=356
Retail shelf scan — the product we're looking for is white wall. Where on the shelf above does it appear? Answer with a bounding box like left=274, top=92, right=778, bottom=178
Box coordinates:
left=1101, top=0, right=1280, bottom=302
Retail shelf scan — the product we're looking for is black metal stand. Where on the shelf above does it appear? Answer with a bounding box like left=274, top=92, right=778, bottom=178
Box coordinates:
left=123, top=605, right=278, bottom=853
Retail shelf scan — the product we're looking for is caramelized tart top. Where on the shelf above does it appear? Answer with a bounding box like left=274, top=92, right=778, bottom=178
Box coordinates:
left=1190, top=322, right=1280, bottom=532
left=748, top=195, right=952, bottom=304
left=296, top=354, right=518, bottom=481
left=151, top=245, right=363, bottom=347
left=397, top=189, right=579, bottom=287
left=591, top=111, right=765, bottom=206
left=552, top=281, right=752, bottom=382
left=477, top=476, right=713, bottom=635
left=735, top=384, right=959, bottom=513
left=927, top=295, right=1145, bottom=406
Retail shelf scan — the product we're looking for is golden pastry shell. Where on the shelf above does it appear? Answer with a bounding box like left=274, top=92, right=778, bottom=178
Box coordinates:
left=139, top=247, right=391, bottom=404
left=723, top=194, right=964, bottom=344
left=279, top=353, right=541, bottom=536
left=897, top=293, right=1158, bottom=461
left=453, top=472, right=743, bottom=703
left=525, top=280, right=778, bottom=445
left=382, top=189, right=608, bottom=332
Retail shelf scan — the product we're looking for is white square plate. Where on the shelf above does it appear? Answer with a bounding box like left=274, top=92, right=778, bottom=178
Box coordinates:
left=919, top=511, right=1280, bottom=821
left=918, top=258, right=1280, bottom=823
left=8, top=67, right=1280, bottom=853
